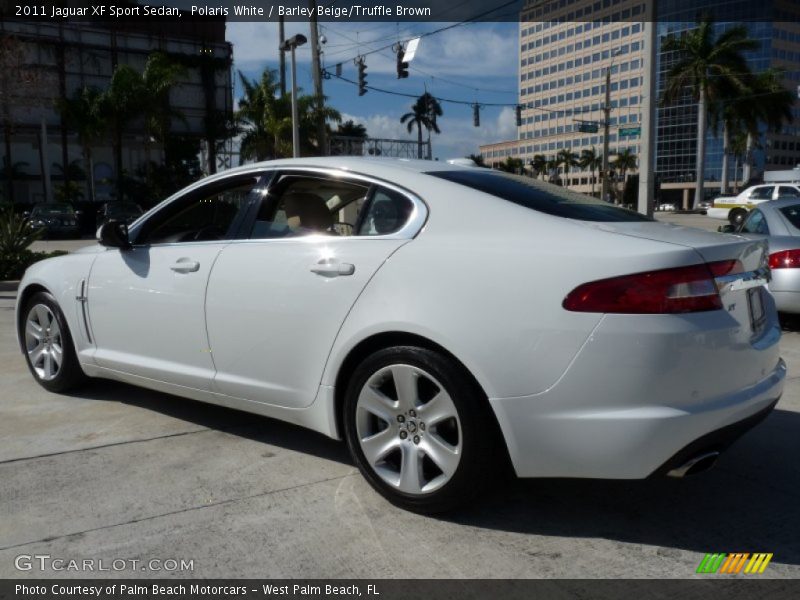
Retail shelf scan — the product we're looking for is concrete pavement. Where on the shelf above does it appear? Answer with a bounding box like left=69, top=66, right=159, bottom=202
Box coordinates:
left=1, top=212, right=799, bottom=579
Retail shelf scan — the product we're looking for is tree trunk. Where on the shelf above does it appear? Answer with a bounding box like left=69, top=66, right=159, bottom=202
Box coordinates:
left=720, top=123, right=730, bottom=195
left=416, top=123, right=423, bottom=159
left=734, top=155, right=740, bottom=192
left=591, top=168, right=596, bottom=196
left=3, top=117, right=12, bottom=203
left=743, top=132, right=753, bottom=183
left=693, top=87, right=707, bottom=210
left=84, top=145, right=95, bottom=203
left=113, top=126, right=123, bottom=201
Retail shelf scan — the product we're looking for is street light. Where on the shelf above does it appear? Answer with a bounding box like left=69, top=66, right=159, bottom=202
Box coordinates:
left=280, top=33, right=307, bottom=158
left=601, top=48, right=622, bottom=203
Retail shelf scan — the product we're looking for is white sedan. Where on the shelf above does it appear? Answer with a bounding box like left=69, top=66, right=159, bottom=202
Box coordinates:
left=16, top=158, right=785, bottom=512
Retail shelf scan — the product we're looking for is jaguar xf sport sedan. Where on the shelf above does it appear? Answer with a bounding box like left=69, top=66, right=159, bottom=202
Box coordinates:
left=16, top=158, right=785, bottom=513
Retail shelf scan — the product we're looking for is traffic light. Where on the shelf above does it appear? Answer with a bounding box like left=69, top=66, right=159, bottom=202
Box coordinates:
left=515, top=105, right=522, bottom=127
left=396, top=47, right=409, bottom=79
left=357, top=58, right=367, bottom=96
left=473, top=104, right=480, bottom=127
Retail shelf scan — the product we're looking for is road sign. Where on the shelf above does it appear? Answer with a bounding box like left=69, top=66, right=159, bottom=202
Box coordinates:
left=578, top=123, right=599, bottom=133
left=619, top=126, right=641, bottom=137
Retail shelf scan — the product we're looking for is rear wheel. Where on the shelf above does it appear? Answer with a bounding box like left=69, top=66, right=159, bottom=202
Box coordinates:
left=343, top=346, right=497, bottom=513
left=21, top=291, right=86, bottom=393
left=729, top=208, right=747, bottom=226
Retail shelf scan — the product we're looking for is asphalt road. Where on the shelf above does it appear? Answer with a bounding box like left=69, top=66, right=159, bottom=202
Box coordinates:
left=1, top=212, right=799, bottom=579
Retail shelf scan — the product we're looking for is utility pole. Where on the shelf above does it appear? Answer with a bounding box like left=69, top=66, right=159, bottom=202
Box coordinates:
left=638, top=6, right=657, bottom=217
left=281, top=34, right=307, bottom=158
left=308, top=0, right=327, bottom=155
left=278, top=17, right=286, bottom=96
left=601, top=65, right=612, bottom=203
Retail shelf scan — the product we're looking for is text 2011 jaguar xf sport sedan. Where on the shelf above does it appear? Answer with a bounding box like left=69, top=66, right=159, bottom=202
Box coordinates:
left=16, top=158, right=785, bottom=512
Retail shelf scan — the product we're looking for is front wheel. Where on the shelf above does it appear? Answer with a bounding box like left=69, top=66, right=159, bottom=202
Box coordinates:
left=343, top=346, right=498, bottom=513
left=21, top=291, right=87, bottom=393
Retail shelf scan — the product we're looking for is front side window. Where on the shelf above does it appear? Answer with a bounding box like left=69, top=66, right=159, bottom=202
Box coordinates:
left=136, top=175, right=260, bottom=244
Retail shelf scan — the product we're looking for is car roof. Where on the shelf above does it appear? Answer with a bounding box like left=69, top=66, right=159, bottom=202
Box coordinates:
left=205, top=157, right=474, bottom=183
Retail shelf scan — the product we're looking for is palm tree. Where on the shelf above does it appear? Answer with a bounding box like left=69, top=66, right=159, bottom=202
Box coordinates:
left=298, top=94, right=341, bottom=154
left=556, top=148, right=579, bottom=188
left=579, top=147, right=602, bottom=196
left=400, top=93, right=442, bottom=159
left=546, top=157, right=560, bottom=184
left=337, top=120, right=368, bottom=139
left=662, top=19, right=758, bottom=208
left=530, top=154, right=548, bottom=180
left=58, top=86, right=104, bottom=203
left=466, top=154, right=486, bottom=167
left=140, top=53, right=186, bottom=165
left=237, top=70, right=290, bottom=161
left=497, top=157, right=523, bottom=174
left=744, top=68, right=794, bottom=182
left=613, top=148, right=638, bottom=201
left=98, top=65, right=146, bottom=200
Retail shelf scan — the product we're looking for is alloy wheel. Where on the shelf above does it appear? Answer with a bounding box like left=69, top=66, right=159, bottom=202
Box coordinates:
left=25, top=304, right=63, bottom=381
left=355, top=364, right=463, bottom=495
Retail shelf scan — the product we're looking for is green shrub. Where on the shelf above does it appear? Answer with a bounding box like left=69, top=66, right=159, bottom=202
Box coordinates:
left=0, top=249, right=67, bottom=281
left=0, top=207, right=42, bottom=255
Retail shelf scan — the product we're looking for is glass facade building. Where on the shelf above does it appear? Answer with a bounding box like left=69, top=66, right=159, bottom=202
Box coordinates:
left=479, top=0, right=800, bottom=202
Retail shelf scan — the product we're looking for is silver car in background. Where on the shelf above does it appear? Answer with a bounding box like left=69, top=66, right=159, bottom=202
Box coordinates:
left=723, top=197, right=800, bottom=313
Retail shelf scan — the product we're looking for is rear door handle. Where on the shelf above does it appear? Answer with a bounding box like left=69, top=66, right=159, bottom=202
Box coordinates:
left=310, top=260, right=355, bottom=277
left=170, top=258, right=200, bottom=273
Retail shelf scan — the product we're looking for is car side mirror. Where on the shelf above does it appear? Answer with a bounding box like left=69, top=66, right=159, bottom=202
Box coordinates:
left=98, top=220, right=132, bottom=249
left=718, top=224, right=736, bottom=233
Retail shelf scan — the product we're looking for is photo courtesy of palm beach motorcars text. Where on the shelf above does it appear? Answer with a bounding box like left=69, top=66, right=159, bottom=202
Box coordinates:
left=2, top=0, right=800, bottom=599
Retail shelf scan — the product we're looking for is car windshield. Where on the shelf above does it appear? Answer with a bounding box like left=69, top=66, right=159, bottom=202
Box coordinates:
left=32, top=204, right=74, bottom=216
left=779, top=204, right=800, bottom=232
left=427, top=170, right=652, bottom=222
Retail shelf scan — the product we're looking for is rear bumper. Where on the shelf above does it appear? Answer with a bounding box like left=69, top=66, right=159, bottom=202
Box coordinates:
left=489, top=357, right=785, bottom=479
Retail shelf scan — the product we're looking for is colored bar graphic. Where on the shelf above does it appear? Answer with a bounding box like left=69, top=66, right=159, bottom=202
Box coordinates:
left=698, top=553, right=773, bottom=574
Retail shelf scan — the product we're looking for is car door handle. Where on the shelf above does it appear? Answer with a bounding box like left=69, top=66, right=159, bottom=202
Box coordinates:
left=170, top=259, right=200, bottom=273
left=310, top=260, right=355, bottom=277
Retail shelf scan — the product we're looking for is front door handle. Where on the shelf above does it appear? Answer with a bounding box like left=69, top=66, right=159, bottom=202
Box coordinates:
left=170, top=258, right=200, bottom=273
left=310, top=260, right=355, bottom=277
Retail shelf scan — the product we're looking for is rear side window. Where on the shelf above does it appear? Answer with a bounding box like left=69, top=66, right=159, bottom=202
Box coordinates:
left=427, top=170, right=652, bottom=222
left=779, top=204, right=800, bottom=232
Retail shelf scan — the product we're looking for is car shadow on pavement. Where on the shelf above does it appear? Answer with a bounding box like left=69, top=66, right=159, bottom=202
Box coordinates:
left=452, top=408, right=800, bottom=567
left=66, top=378, right=352, bottom=466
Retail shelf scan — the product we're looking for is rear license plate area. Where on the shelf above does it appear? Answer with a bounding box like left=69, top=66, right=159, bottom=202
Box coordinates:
left=748, top=287, right=766, bottom=334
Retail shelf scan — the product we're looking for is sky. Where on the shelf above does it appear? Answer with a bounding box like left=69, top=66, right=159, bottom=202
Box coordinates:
left=226, top=20, right=521, bottom=160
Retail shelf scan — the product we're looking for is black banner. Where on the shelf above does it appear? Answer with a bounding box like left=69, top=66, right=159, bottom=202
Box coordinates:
left=2, top=580, right=800, bottom=600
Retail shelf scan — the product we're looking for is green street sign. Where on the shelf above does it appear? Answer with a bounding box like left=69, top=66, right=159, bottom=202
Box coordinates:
left=619, top=126, right=641, bottom=137
left=578, top=123, right=599, bottom=133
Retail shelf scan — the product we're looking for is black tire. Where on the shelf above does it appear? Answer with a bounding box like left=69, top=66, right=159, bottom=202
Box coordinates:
left=729, top=208, right=747, bottom=226
left=343, top=346, right=499, bottom=513
left=20, top=291, right=87, bottom=393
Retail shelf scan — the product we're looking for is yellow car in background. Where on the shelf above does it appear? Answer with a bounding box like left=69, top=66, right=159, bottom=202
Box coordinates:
left=707, top=184, right=800, bottom=225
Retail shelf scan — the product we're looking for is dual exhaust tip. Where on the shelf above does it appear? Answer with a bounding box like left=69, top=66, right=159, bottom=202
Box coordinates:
left=667, top=451, right=721, bottom=478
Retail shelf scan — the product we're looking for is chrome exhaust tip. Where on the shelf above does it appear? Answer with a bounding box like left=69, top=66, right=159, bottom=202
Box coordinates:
left=667, top=451, right=721, bottom=478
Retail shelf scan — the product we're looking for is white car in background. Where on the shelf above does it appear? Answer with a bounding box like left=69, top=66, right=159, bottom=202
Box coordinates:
left=16, top=158, right=785, bottom=512
left=707, top=183, right=800, bottom=225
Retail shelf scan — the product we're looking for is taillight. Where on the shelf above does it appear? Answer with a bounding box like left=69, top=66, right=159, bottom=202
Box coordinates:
left=563, top=261, right=738, bottom=314
left=769, top=249, right=800, bottom=269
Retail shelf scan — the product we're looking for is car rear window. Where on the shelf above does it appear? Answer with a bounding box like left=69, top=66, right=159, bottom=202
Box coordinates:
left=428, top=170, right=652, bottom=222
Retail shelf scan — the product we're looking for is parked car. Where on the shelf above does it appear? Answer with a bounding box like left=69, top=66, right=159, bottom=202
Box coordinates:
left=26, top=203, right=80, bottom=238
left=657, top=202, right=676, bottom=211
left=96, top=202, right=143, bottom=230
left=16, top=158, right=785, bottom=512
left=707, top=183, right=800, bottom=225
left=719, top=197, right=800, bottom=313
